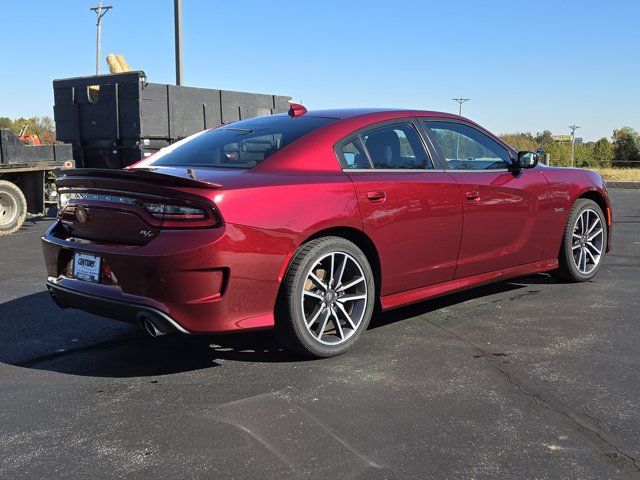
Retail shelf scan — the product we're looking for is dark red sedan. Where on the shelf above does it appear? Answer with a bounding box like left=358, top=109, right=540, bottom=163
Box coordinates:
left=43, top=107, right=612, bottom=357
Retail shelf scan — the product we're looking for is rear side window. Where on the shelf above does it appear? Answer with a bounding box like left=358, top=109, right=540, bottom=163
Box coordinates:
left=341, top=137, right=372, bottom=169
left=362, top=123, right=431, bottom=169
left=149, top=115, right=336, bottom=168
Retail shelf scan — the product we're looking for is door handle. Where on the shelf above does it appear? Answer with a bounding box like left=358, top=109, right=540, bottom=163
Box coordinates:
left=366, top=190, right=387, bottom=203
left=465, top=191, right=480, bottom=203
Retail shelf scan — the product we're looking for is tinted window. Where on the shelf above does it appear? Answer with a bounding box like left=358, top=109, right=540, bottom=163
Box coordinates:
left=362, top=123, right=431, bottom=169
left=340, top=137, right=371, bottom=169
left=150, top=115, right=336, bottom=168
left=422, top=121, right=512, bottom=170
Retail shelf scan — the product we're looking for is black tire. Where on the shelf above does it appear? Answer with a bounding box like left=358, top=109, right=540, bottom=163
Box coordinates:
left=555, top=198, right=607, bottom=282
left=0, top=180, right=27, bottom=236
left=275, top=236, right=375, bottom=358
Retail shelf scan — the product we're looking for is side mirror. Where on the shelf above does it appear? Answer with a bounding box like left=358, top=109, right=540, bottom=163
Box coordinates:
left=516, top=151, right=538, bottom=169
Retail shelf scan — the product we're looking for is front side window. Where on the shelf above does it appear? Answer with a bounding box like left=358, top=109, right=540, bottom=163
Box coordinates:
left=362, top=123, right=431, bottom=170
left=149, top=115, right=336, bottom=169
left=422, top=121, right=512, bottom=170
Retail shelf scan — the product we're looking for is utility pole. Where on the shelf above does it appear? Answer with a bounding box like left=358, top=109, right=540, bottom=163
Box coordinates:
left=90, top=0, right=112, bottom=75
left=174, top=0, right=183, bottom=85
left=453, top=97, right=469, bottom=159
left=453, top=96, right=470, bottom=116
left=569, top=124, right=580, bottom=167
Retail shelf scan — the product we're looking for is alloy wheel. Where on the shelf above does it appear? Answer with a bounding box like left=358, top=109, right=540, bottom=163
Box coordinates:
left=301, top=251, right=368, bottom=346
left=572, top=208, right=604, bottom=275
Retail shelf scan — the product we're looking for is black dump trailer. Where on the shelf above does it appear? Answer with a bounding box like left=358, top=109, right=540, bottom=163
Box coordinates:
left=53, top=71, right=292, bottom=169
left=0, top=130, right=74, bottom=235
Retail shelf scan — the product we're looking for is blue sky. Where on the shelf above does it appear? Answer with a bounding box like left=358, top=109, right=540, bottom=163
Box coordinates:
left=1, top=0, right=638, bottom=141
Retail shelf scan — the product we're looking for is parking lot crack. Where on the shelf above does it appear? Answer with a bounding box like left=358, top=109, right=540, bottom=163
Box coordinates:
left=425, top=318, right=640, bottom=475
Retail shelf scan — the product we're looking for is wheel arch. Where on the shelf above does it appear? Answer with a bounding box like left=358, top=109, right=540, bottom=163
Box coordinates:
left=275, top=226, right=382, bottom=315
left=577, top=189, right=611, bottom=251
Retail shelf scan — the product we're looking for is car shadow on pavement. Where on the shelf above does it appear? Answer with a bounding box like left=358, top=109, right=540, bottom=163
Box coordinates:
left=0, top=274, right=554, bottom=378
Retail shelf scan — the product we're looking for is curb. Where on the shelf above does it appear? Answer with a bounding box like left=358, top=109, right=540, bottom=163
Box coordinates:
left=607, top=182, right=640, bottom=189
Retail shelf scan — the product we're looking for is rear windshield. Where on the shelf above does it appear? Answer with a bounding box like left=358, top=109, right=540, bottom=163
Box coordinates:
left=149, top=115, right=336, bottom=168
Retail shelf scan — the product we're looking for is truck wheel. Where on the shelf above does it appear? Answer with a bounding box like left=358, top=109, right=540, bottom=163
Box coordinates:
left=0, top=180, right=27, bottom=236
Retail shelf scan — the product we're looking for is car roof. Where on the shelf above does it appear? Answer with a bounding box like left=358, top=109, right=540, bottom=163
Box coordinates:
left=304, top=108, right=462, bottom=121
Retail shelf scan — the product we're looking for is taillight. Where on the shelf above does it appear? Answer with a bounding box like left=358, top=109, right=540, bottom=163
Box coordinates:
left=57, top=192, right=220, bottom=228
left=141, top=201, right=219, bottom=227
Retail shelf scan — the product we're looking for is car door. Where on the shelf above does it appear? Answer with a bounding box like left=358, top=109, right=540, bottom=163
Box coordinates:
left=337, top=119, right=463, bottom=296
left=420, top=119, right=554, bottom=279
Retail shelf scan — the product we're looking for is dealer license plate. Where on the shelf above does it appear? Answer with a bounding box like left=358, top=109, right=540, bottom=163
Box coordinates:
left=73, top=252, right=101, bottom=283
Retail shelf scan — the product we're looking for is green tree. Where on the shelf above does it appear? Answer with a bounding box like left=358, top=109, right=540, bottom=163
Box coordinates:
left=499, top=132, right=537, bottom=151
left=612, top=127, right=640, bottom=167
left=534, top=130, right=553, bottom=146
left=592, top=138, right=613, bottom=167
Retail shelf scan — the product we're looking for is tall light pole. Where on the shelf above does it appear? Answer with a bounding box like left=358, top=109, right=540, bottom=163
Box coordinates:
left=174, top=0, right=183, bottom=85
left=90, top=0, right=112, bottom=75
left=453, top=97, right=469, bottom=159
left=569, top=124, right=580, bottom=167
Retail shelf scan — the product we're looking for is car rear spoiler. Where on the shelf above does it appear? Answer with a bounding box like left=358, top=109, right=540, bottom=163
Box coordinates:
left=53, top=168, right=222, bottom=189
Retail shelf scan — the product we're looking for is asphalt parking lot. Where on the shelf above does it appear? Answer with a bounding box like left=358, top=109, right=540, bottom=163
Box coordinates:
left=1, top=189, right=639, bottom=479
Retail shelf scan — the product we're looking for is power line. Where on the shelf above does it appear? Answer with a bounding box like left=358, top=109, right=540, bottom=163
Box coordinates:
left=453, top=96, right=470, bottom=116
left=90, top=0, right=112, bottom=75
left=569, top=124, right=580, bottom=167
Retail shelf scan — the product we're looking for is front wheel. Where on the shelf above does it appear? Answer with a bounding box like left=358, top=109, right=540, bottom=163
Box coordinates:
left=275, top=237, right=375, bottom=358
left=556, top=198, right=607, bottom=282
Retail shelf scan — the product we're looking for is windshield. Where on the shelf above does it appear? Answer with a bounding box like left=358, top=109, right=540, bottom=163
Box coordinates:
left=149, top=115, right=336, bottom=169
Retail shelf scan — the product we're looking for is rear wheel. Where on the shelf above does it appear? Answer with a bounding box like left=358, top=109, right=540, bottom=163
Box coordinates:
left=275, top=237, right=375, bottom=358
left=0, top=180, right=27, bottom=236
left=556, top=198, right=607, bottom=282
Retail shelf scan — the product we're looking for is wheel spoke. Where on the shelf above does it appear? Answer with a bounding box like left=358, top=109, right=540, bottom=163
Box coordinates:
left=588, top=228, right=603, bottom=241
left=334, top=254, right=347, bottom=288
left=303, top=290, right=324, bottom=301
left=584, top=247, right=596, bottom=264
left=338, top=293, right=367, bottom=303
left=582, top=247, right=588, bottom=271
left=306, top=304, right=324, bottom=327
left=308, top=272, right=328, bottom=291
left=587, top=241, right=601, bottom=255
left=330, top=308, right=344, bottom=340
left=315, top=309, right=331, bottom=339
left=329, top=253, right=335, bottom=288
left=576, top=248, right=584, bottom=272
left=336, top=302, right=357, bottom=330
left=337, top=276, right=364, bottom=292
left=572, top=243, right=581, bottom=250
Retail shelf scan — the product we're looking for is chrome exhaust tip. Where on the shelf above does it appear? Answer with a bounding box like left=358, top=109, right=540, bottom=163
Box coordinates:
left=142, top=317, right=167, bottom=338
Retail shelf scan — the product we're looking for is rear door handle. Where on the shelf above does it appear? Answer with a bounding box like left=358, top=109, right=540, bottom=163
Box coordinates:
left=366, top=190, right=387, bottom=203
left=465, top=191, right=480, bottom=203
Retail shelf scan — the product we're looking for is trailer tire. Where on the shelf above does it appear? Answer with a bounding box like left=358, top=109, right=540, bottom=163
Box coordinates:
left=0, top=180, right=27, bottom=236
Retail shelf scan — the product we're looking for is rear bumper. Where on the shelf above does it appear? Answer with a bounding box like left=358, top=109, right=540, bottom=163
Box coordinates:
left=42, top=220, right=297, bottom=334
left=47, top=278, right=188, bottom=334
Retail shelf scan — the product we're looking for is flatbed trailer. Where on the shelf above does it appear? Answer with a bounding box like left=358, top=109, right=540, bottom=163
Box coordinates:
left=0, top=129, right=74, bottom=236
